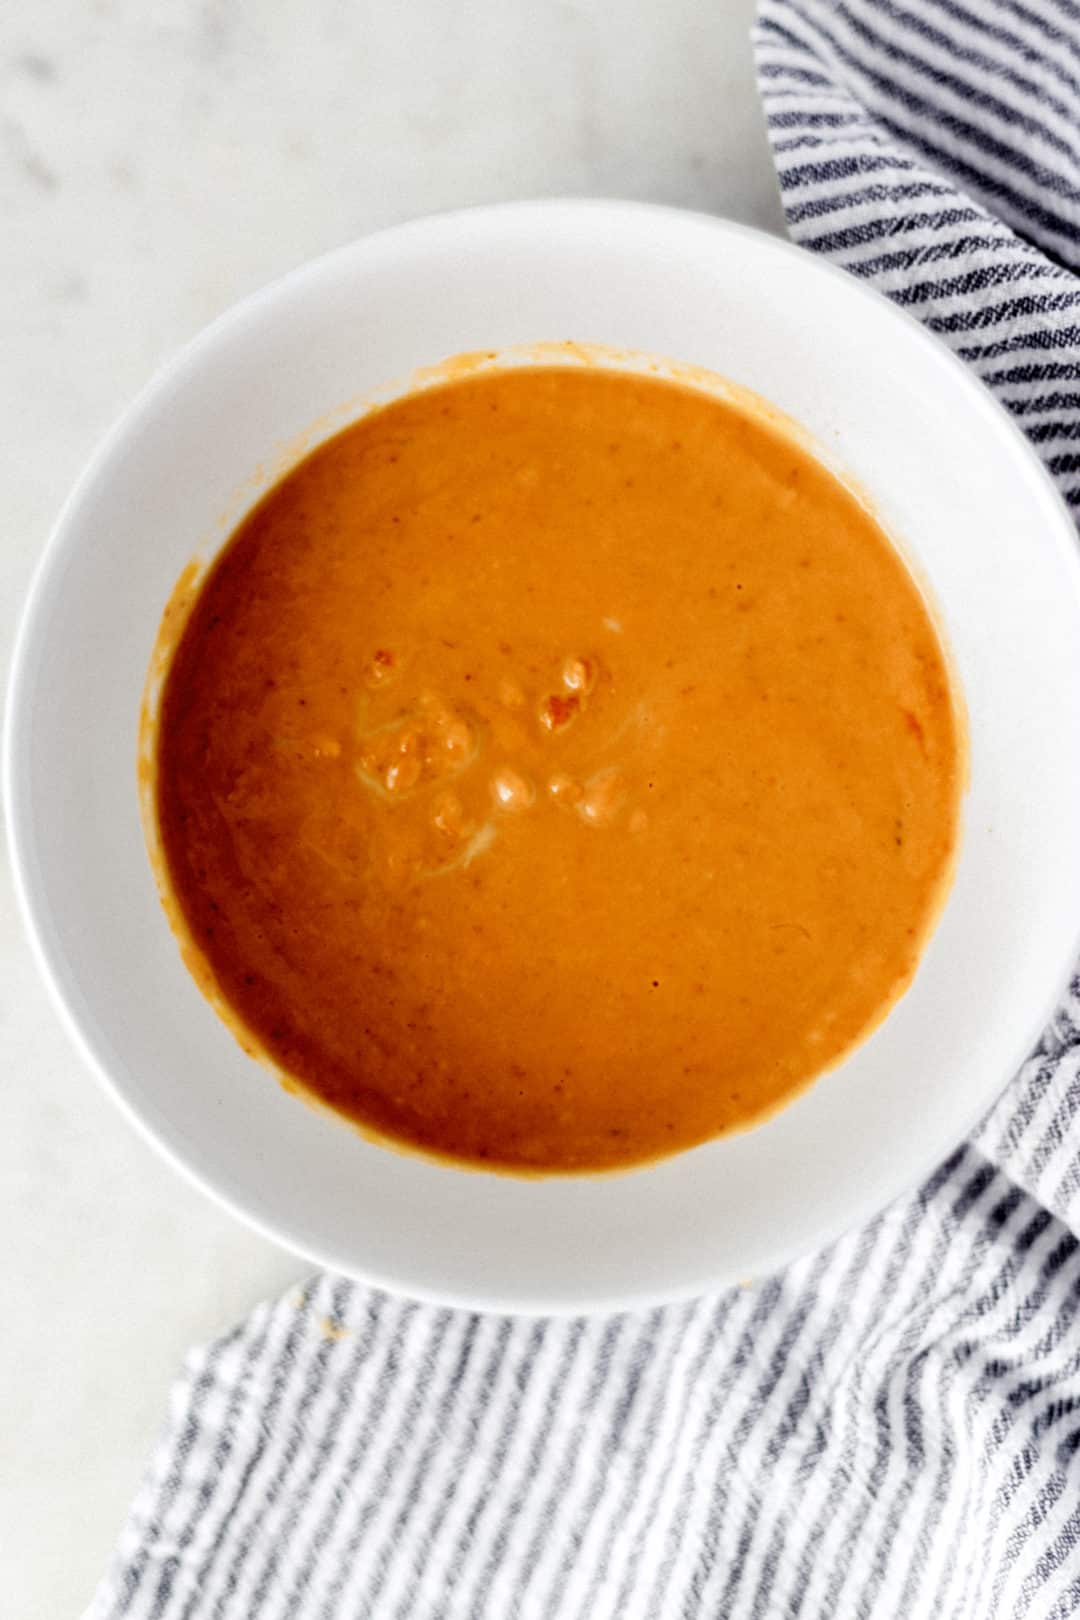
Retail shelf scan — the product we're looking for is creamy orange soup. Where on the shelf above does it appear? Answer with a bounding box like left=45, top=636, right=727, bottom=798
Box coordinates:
left=153, top=364, right=961, bottom=1172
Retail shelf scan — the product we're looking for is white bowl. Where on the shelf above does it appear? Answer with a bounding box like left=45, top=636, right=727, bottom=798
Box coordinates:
left=7, top=200, right=1080, bottom=1314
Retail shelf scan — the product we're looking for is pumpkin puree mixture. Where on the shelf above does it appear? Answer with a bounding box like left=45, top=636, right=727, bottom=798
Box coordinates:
left=154, top=365, right=961, bottom=1171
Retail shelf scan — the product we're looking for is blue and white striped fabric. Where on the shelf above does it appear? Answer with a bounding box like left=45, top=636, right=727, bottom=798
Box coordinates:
left=89, top=4, right=1080, bottom=1616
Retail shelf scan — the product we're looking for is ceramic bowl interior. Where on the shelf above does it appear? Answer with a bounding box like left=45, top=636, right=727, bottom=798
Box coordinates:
left=8, top=200, right=1080, bottom=1313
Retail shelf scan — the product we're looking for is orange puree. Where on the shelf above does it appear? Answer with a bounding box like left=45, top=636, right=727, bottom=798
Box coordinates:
left=153, top=365, right=961, bottom=1172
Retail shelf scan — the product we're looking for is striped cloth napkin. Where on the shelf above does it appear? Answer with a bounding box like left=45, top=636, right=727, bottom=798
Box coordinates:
left=90, top=3, right=1080, bottom=1616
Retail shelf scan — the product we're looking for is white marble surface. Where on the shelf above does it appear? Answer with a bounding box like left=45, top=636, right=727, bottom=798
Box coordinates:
left=0, top=3, right=783, bottom=1613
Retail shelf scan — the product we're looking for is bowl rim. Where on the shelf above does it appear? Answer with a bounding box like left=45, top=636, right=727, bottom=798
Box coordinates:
left=7, top=197, right=1080, bottom=1315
